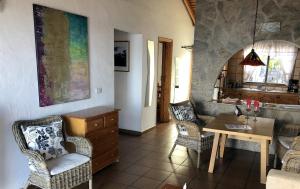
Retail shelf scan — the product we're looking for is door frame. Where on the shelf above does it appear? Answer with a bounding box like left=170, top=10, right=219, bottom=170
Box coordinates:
left=158, top=37, right=173, bottom=123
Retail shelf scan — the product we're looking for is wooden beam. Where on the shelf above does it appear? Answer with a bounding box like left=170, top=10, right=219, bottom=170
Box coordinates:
left=183, top=0, right=195, bottom=25
left=158, top=37, right=173, bottom=43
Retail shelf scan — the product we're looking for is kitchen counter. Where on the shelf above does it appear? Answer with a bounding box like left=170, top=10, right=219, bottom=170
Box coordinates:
left=234, top=88, right=297, bottom=94
left=222, top=88, right=299, bottom=105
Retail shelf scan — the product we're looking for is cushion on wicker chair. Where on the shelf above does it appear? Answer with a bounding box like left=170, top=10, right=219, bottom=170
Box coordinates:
left=46, top=153, right=90, bottom=175
left=170, top=101, right=205, bottom=126
left=278, top=136, right=294, bottom=149
left=21, top=121, right=68, bottom=160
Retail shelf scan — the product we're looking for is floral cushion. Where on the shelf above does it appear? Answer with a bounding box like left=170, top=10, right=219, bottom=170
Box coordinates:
left=170, top=101, right=205, bottom=126
left=21, top=121, right=68, bottom=160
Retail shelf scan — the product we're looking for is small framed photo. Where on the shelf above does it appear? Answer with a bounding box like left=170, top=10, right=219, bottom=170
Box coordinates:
left=114, top=41, right=130, bottom=72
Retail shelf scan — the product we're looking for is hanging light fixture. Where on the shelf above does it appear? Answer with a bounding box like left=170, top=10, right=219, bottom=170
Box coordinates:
left=240, top=0, right=265, bottom=66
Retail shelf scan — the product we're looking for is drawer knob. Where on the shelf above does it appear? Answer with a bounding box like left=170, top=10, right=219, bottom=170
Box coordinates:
left=94, top=123, right=99, bottom=127
left=111, top=130, right=114, bottom=133
left=111, top=118, right=114, bottom=121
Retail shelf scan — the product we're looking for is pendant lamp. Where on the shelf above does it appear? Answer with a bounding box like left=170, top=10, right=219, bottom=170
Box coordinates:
left=240, top=0, right=265, bottom=66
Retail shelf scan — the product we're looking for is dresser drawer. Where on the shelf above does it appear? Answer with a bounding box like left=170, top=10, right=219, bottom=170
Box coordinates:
left=92, top=148, right=118, bottom=173
left=86, top=127, right=118, bottom=140
left=105, top=113, right=118, bottom=128
left=89, top=133, right=118, bottom=156
left=86, top=118, right=104, bottom=133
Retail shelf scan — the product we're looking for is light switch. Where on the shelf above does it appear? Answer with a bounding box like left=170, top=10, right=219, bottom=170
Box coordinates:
left=95, top=88, right=102, bottom=94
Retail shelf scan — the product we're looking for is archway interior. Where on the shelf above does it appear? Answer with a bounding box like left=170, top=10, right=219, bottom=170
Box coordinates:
left=213, top=40, right=300, bottom=106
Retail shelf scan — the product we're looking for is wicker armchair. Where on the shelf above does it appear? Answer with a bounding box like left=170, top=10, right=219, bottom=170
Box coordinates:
left=12, top=116, right=93, bottom=189
left=266, top=169, right=300, bottom=189
left=168, top=101, right=215, bottom=168
left=274, top=124, right=300, bottom=173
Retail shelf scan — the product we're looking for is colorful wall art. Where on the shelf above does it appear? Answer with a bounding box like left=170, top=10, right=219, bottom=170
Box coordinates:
left=33, top=4, right=90, bottom=107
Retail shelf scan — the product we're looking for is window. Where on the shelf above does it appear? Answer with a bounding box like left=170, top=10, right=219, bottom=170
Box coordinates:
left=243, top=41, right=298, bottom=85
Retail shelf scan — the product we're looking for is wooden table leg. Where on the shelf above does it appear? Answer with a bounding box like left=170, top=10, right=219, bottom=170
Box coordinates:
left=208, top=133, right=220, bottom=173
left=266, top=141, right=269, bottom=166
left=219, top=134, right=227, bottom=158
left=260, top=140, right=268, bottom=184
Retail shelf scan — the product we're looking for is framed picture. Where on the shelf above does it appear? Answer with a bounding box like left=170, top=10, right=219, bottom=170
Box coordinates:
left=33, top=4, right=90, bottom=107
left=114, top=41, right=130, bottom=72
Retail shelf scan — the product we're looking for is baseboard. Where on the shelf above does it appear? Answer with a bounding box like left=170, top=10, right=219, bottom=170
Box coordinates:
left=142, top=126, right=155, bottom=134
left=119, top=126, right=156, bottom=136
left=119, top=129, right=142, bottom=136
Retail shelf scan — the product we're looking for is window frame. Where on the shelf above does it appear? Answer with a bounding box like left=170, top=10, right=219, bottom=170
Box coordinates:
left=243, top=55, right=290, bottom=86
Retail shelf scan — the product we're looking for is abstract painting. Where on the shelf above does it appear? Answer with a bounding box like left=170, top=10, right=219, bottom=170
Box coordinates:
left=114, top=41, right=130, bottom=72
left=33, top=4, right=89, bottom=107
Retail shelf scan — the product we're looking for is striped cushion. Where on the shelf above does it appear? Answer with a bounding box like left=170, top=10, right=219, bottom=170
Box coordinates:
left=170, top=102, right=205, bottom=126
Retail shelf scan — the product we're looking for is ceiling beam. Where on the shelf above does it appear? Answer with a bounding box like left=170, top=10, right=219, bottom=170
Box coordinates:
left=183, top=0, right=196, bottom=25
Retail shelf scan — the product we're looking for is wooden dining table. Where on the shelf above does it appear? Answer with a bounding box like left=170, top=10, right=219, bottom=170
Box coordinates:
left=203, top=114, right=275, bottom=184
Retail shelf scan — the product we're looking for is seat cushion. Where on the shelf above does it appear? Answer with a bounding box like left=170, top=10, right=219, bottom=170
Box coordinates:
left=46, top=153, right=90, bottom=175
left=278, top=136, right=294, bottom=150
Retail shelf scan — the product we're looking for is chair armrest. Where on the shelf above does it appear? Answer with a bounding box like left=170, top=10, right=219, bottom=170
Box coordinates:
left=291, top=136, right=300, bottom=151
left=176, top=120, right=201, bottom=139
left=279, top=124, right=300, bottom=137
left=23, top=149, right=49, bottom=175
left=197, top=115, right=215, bottom=124
left=266, top=169, right=300, bottom=189
left=281, top=150, right=300, bottom=173
left=66, top=136, right=92, bottom=157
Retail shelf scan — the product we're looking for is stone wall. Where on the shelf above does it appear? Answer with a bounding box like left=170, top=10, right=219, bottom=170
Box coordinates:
left=225, top=50, right=244, bottom=86
left=192, top=0, right=300, bottom=152
left=293, top=50, right=300, bottom=80
left=192, top=0, right=300, bottom=115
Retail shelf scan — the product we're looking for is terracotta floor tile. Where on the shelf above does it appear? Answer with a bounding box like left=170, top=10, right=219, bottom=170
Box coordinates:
left=161, top=173, right=191, bottom=187
left=108, top=172, right=140, bottom=185
left=131, top=177, right=161, bottom=189
left=125, top=165, right=151, bottom=176
left=174, top=165, right=197, bottom=177
left=144, top=169, right=172, bottom=182
left=100, top=182, right=128, bottom=189
left=188, top=177, right=217, bottom=189
left=151, top=161, right=180, bottom=172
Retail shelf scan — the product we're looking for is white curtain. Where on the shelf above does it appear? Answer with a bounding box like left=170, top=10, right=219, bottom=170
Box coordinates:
left=243, top=40, right=298, bottom=84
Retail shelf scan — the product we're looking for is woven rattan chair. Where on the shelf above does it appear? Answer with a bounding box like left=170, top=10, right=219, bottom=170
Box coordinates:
left=168, top=101, right=215, bottom=168
left=12, top=116, right=93, bottom=189
left=274, top=124, right=300, bottom=173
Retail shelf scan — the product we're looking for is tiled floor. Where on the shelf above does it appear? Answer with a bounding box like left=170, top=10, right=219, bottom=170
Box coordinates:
left=75, top=122, right=268, bottom=189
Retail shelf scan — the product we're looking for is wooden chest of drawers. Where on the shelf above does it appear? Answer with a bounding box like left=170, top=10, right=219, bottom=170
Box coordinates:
left=64, top=106, right=119, bottom=174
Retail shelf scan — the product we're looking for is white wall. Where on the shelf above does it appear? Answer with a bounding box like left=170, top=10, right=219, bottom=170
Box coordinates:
left=114, top=30, right=143, bottom=132
left=174, top=51, right=193, bottom=102
left=0, top=0, right=194, bottom=188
